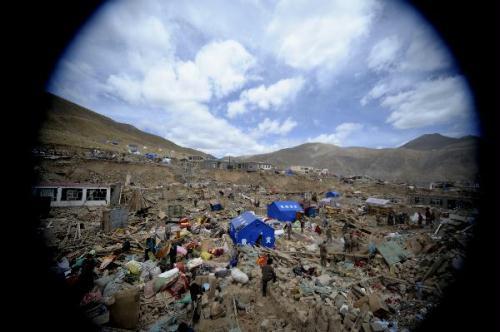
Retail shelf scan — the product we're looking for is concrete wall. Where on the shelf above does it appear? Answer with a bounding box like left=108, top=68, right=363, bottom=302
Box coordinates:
left=34, top=186, right=111, bottom=207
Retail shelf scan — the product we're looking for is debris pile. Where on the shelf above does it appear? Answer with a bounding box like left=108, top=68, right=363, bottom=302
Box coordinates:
left=37, top=169, right=476, bottom=331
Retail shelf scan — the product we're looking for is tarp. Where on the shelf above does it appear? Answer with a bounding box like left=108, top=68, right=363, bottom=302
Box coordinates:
left=229, top=211, right=275, bottom=248
left=366, top=197, right=391, bottom=207
left=305, top=206, right=318, bottom=217
left=267, top=201, right=303, bottom=221
left=325, top=191, right=340, bottom=198
left=210, top=203, right=223, bottom=211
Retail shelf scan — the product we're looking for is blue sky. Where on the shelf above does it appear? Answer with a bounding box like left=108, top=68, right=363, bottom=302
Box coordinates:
left=48, top=0, right=480, bottom=157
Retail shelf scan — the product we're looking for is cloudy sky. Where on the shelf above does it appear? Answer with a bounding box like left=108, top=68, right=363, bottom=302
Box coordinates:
left=48, top=0, right=479, bottom=157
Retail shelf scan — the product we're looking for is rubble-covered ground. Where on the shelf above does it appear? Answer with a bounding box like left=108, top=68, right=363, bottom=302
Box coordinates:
left=35, top=154, right=477, bottom=332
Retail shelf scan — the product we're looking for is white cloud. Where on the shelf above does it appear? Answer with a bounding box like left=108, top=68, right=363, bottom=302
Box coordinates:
left=367, top=36, right=401, bottom=71
left=195, top=40, right=257, bottom=97
left=250, top=117, right=298, bottom=138
left=308, top=122, right=364, bottom=146
left=400, top=30, right=450, bottom=72
left=381, top=76, right=473, bottom=129
left=266, top=0, right=377, bottom=70
left=227, top=76, right=305, bottom=118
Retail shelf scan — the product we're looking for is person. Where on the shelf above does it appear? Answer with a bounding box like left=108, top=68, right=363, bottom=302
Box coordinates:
left=164, top=223, right=171, bottom=241
left=300, top=218, right=305, bottom=234
left=344, top=233, right=352, bottom=253
left=193, top=198, right=198, bottom=208
left=387, top=212, right=394, bottom=226
left=314, top=224, right=322, bottom=235
left=189, top=282, right=203, bottom=324
left=417, top=212, right=424, bottom=227
left=312, top=192, right=318, bottom=203
left=342, top=222, right=349, bottom=234
left=425, top=207, right=432, bottom=226
left=255, top=233, right=263, bottom=246
left=322, top=217, right=328, bottom=228
left=326, top=226, right=332, bottom=243
left=319, top=241, right=327, bottom=266
left=256, top=254, right=268, bottom=267
left=351, top=231, right=360, bottom=252
left=261, top=258, right=277, bottom=297
left=169, top=242, right=178, bottom=267
left=285, top=222, right=292, bottom=240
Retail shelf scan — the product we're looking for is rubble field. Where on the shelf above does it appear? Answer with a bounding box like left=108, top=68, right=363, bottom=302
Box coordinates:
left=36, top=155, right=477, bottom=332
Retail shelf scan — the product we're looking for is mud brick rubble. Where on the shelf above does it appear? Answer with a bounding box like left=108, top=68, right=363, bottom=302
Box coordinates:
left=38, top=171, right=476, bottom=332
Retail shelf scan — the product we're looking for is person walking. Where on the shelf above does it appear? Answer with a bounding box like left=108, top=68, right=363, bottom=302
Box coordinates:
left=261, top=258, right=277, bottom=297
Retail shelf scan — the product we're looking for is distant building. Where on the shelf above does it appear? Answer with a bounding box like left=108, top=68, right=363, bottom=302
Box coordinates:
left=257, top=162, right=273, bottom=170
left=127, top=144, right=139, bottom=153
left=188, top=155, right=205, bottom=161
left=290, top=165, right=314, bottom=174
left=408, top=193, right=478, bottom=210
left=237, top=161, right=259, bottom=172
left=32, top=183, right=121, bottom=207
left=203, top=159, right=231, bottom=170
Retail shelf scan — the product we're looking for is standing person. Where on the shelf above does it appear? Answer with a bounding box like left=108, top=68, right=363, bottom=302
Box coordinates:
left=189, top=282, right=203, bottom=324
left=326, top=226, right=333, bottom=243
left=319, top=241, right=327, bottom=267
left=417, top=212, right=424, bottom=227
left=425, top=207, right=432, bottom=226
left=312, top=192, right=318, bottom=203
left=164, top=223, right=171, bottom=241
left=344, top=233, right=352, bottom=253
left=286, top=222, right=292, bottom=240
left=169, top=241, right=178, bottom=268
left=261, top=258, right=277, bottom=297
left=193, top=198, right=198, bottom=208
left=322, top=217, right=328, bottom=228
left=300, top=218, right=305, bottom=234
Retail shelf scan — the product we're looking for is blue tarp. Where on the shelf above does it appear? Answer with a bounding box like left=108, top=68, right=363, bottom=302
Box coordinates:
left=145, top=153, right=158, bottom=159
left=211, top=203, right=223, bottom=211
left=325, top=191, right=340, bottom=198
left=229, top=211, right=275, bottom=247
left=267, top=201, right=303, bottom=221
left=305, top=206, right=318, bottom=217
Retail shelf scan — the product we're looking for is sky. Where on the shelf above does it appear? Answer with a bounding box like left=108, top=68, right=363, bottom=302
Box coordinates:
left=48, top=0, right=480, bottom=157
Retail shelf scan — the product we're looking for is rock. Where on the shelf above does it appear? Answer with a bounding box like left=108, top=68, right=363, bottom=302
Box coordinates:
left=371, top=319, right=389, bottom=332
left=260, top=319, right=271, bottom=331
left=339, top=304, right=349, bottom=315
left=334, top=294, right=347, bottom=308
left=316, top=274, right=332, bottom=286
left=296, top=310, right=309, bottom=324
left=369, top=293, right=390, bottom=318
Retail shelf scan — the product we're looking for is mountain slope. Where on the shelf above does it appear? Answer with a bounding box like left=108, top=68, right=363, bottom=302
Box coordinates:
left=241, top=139, right=479, bottom=183
left=38, top=93, right=212, bottom=158
left=400, top=133, right=478, bottom=151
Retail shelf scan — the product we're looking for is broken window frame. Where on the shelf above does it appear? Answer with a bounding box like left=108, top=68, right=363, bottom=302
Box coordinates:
left=87, top=188, right=108, bottom=201
left=61, top=188, right=83, bottom=201
left=36, top=188, right=57, bottom=201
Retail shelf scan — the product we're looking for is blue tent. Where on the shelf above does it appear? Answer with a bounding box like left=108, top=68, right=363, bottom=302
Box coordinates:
left=325, top=191, right=340, bottom=198
left=267, top=201, right=303, bottom=221
left=229, top=211, right=275, bottom=247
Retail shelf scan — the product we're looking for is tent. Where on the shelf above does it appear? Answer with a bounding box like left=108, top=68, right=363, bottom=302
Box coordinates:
left=229, top=211, right=275, bottom=247
left=325, top=191, right=340, bottom=198
left=267, top=201, right=303, bottom=221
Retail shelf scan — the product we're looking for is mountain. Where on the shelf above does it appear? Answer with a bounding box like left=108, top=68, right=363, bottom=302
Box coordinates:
left=38, top=93, right=212, bottom=158
left=400, top=133, right=478, bottom=151
left=240, top=137, right=479, bottom=183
